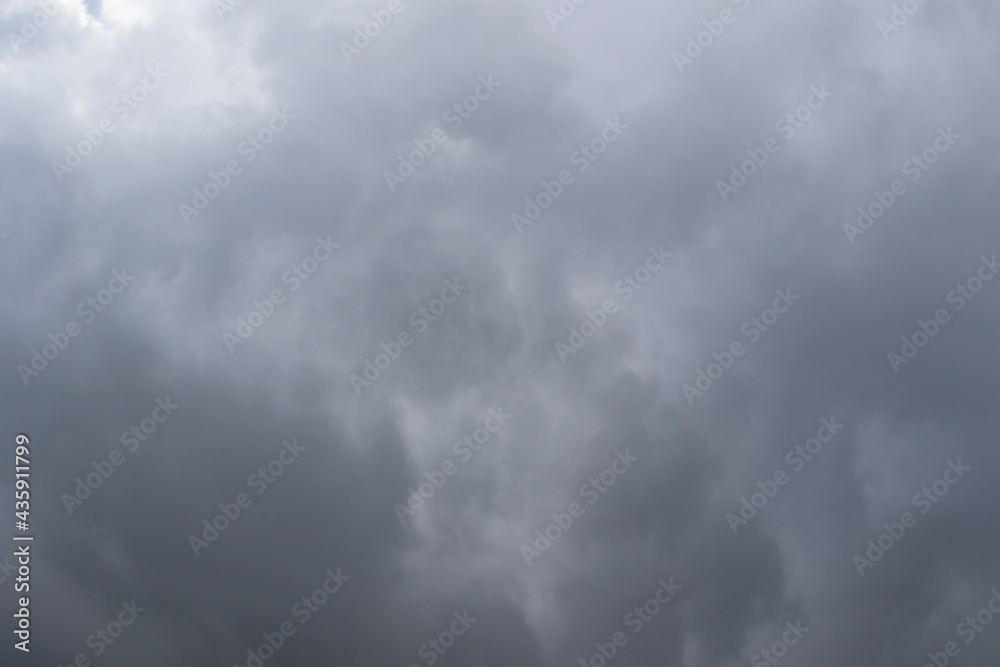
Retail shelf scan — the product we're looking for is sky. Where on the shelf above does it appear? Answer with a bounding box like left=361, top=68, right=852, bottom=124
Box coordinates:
left=1, top=0, right=1000, bottom=665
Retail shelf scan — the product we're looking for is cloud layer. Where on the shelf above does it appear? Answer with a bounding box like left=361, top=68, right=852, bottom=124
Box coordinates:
left=2, top=0, right=999, bottom=665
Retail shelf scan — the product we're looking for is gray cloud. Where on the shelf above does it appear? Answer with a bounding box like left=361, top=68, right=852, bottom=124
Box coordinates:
left=2, top=0, right=999, bottom=665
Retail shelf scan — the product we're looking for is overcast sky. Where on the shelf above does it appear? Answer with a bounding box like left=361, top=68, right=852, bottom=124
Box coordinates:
left=2, top=0, right=1000, bottom=665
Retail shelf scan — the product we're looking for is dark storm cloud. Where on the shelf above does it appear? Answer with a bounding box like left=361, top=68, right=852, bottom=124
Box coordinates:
left=1, top=0, right=999, bottom=665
